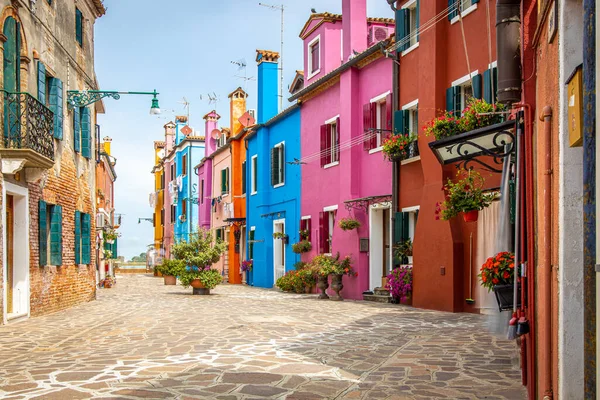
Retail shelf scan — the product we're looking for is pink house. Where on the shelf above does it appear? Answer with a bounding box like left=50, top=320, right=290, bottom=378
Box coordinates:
left=289, top=0, right=395, bottom=300
left=162, top=121, right=176, bottom=259
left=196, top=111, right=220, bottom=231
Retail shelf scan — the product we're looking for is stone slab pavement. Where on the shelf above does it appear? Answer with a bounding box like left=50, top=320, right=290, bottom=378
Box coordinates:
left=0, top=274, right=527, bottom=399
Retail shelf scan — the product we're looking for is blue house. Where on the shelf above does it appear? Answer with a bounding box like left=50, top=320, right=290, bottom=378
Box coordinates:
left=173, top=116, right=205, bottom=242
left=245, top=50, right=302, bottom=288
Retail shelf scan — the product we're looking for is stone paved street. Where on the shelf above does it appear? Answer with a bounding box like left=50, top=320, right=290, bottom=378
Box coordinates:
left=0, top=275, right=526, bottom=399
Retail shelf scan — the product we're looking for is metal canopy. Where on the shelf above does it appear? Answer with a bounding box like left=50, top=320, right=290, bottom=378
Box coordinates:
left=344, top=194, right=392, bottom=213
left=223, top=217, right=246, bottom=227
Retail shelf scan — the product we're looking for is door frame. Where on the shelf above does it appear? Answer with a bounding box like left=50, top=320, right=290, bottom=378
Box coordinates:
left=2, top=182, right=30, bottom=324
left=368, top=203, right=392, bottom=291
left=273, top=218, right=285, bottom=284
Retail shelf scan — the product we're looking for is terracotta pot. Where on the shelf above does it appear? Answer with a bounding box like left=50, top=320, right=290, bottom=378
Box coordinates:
left=330, top=274, right=344, bottom=301
left=163, top=275, right=176, bottom=285
left=190, top=279, right=210, bottom=295
left=316, top=275, right=329, bottom=299
left=104, top=282, right=113, bottom=289
left=463, top=210, right=479, bottom=222
left=190, top=279, right=205, bottom=289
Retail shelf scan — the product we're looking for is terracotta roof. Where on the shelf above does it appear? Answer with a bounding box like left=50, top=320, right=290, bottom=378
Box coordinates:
left=300, top=12, right=394, bottom=39
left=256, top=49, right=280, bottom=64
left=202, top=110, right=221, bottom=120
left=154, top=141, right=165, bottom=148
left=92, top=0, right=106, bottom=17
left=296, top=70, right=304, bottom=76
left=228, top=87, right=248, bottom=98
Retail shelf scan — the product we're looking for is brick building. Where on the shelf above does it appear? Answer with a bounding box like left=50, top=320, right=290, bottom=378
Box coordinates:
left=0, top=0, right=105, bottom=324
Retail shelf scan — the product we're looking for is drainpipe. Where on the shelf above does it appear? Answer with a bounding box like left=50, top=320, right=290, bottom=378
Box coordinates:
left=388, top=0, right=400, bottom=250
left=540, top=106, right=553, bottom=400
left=496, top=0, right=522, bottom=104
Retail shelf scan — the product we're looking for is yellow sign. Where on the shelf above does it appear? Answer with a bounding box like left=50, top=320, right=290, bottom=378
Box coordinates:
left=567, top=66, right=583, bottom=147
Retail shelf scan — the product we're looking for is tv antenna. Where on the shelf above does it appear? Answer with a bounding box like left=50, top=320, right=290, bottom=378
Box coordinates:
left=258, top=2, right=285, bottom=112
left=178, top=97, right=190, bottom=121
left=207, top=92, right=220, bottom=108
left=231, top=59, right=256, bottom=92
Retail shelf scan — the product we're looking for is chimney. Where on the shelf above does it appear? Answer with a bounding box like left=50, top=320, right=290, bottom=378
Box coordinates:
left=102, top=136, right=112, bottom=155
left=256, top=49, right=280, bottom=124
left=342, top=0, right=367, bottom=61
left=228, top=87, right=248, bottom=135
left=164, top=122, right=176, bottom=153
left=203, top=110, right=220, bottom=156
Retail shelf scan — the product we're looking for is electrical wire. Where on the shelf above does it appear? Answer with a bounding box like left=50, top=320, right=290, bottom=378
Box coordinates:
left=297, top=129, right=384, bottom=165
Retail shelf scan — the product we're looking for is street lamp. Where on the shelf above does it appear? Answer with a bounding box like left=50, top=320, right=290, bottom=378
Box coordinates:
left=67, top=89, right=161, bottom=115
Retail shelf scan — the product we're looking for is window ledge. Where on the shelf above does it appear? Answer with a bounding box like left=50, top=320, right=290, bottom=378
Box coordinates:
left=273, top=182, right=285, bottom=188
left=369, top=146, right=383, bottom=155
left=307, top=69, right=321, bottom=80
left=251, top=191, right=258, bottom=196
left=401, top=155, right=421, bottom=165
left=401, top=43, right=419, bottom=56
left=450, top=4, right=478, bottom=24
left=324, top=161, right=339, bottom=169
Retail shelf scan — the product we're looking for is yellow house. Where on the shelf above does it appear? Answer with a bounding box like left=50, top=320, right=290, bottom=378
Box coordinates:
left=152, top=141, right=166, bottom=263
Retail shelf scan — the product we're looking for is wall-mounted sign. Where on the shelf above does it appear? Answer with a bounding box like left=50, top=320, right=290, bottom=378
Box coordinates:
left=566, top=65, right=583, bottom=147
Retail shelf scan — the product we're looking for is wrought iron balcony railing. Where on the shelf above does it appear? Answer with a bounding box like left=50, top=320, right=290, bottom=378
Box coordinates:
left=2, top=90, right=55, bottom=162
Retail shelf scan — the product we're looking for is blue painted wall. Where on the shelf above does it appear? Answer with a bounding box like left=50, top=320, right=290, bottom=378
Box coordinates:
left=174, top=121, right=205, bottom=242
left=256, top=56, right=279, bottom=124
left=246, top=106, right=301, bottom=288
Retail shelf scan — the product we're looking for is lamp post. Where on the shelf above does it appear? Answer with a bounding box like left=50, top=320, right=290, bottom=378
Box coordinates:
left=67, top=89, right=161, bottom=115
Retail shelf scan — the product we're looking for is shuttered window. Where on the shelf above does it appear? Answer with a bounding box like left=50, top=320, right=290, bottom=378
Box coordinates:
left=397, top=0, right=419, bottom=52
left=75, top=8, right=83, bottom=46
left=300, top=218, right=312, bottom=241
left=39, top=201, right=48, bottom=266
left=75, top=211, right=81, bottom=264
left=483, top=66, right=499, bottom=104
left=320, top=120, right=339, bottom=167
left=364, top=94, right=391, bottom=150
left=221, top=168, right=229, bottom=194
left=271, top=143, right=284, bottom=186
left=241, top=161, right=247, bottom=195
left=48, top=78, right=64, bottom=139
left=319, top=211, right=335, bottom=254
left=73, top=106, right=81, bottom=153
left=81, top=107, right=91, bottom=158
left=446, top=75, right=482, bottom=116
left=37, top=61, right=46, bottom=102
left=39, top=201, right=63, bottom=266
left=74, top=211, right=90, bottom=265
left=182, top=154, right=187, bottom=176
left=251, top=155, right=258, bottom=194
left=249, top=229, right=255, bottom=259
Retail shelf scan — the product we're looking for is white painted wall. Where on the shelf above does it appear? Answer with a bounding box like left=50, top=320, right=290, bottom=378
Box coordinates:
left=558, top=1, right=585, bottom=397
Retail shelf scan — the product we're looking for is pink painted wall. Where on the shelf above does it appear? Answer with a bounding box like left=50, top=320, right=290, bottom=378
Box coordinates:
left=163, top=157, right=174, bottom=259
left=301, top=52, right=393, bottom=301
left=211, top=145, right=232, bottom=278
left=304, top=23, right=342, bottom=85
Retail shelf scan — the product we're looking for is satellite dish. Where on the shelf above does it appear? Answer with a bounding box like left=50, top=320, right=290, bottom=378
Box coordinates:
left=238, top=111, right=256, bottom=128
left=210, top=129, right=221, bottom=140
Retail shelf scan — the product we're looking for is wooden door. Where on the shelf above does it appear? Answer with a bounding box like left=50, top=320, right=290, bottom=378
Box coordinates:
left=6, top=195, right=14, bottom=314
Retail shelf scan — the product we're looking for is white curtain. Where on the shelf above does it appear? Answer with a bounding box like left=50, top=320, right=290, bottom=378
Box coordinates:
left=475, top=200, right=502, bottom=312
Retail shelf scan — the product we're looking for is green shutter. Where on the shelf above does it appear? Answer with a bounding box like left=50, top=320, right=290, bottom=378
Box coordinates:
left=37, top=61, right=46, bottom=103
left=403, top=110, right=410, bottom=134
left=73, top=106, right=81, bottom=153
left=75, top=8, right=83, bottom=46
left=50, top=205, right=62, bottom=266
left=484, top=67, right=498, bottom=104
left=472, top=73, right=483, bottom=99
left=39, top=200, right=47, bottom=266
left=81, top=107, right=91, bottom=158
left=402, top=212, right=410, bottom=242
left=113, top=238, right=118, bottom=259
left=393, top=110, right=404, bottom=135
left=226, top=167, right=230, bottom=193
left=221, top=169, right=226, bottom=193
left=49, top=78, right=63, bottom=140
left=216, top=228, right=222, bottom=242
left=395, top=8, right=406, bottom=53
left=249, top=230, right=255, bottom=259
left=394, top=212, right=403, bottom=244
left=242, top=161, right=247, bottom=195
left=82, top=213, right=91, bottom=264
left=416, top=0, right=420, bottom=42
left=448, top=0, right=458, bottom=20
left=271, top=147, right=278, bottom=186
left=74, top=211, right=81, bottom=264
left=414, top=109, right=419, bottom=135
left=446, top=87, right=455, bottom=114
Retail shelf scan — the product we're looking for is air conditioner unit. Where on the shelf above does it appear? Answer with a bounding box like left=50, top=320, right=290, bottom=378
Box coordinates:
left=368, top=26, right=389, bottom=46
left=96, top=213, right=106, bottom=229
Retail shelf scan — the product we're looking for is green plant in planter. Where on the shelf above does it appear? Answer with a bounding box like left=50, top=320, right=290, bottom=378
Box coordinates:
left=381, top=133, right=418, bottom=161
left=294, top=261, right=307, bottom=270
left=272, top=232, right=286, bottom=239
left=424, top=112, right=462, bottom=140
left=292, top=240, right=312, bottom=254
left=393, top=239, right=413, bottom=260
left=156, top=259, right=185, bottom=277
left=435, top=169, right=496, bottom=220
left=458, top=98, right=505, bottom=132
left=299, top=229, right=310, bottom=240
left=171, top=228, right=227, bottom=289
left=103, top=228, right=120, bottom=242
left=338, top=217, right=361, bottom=231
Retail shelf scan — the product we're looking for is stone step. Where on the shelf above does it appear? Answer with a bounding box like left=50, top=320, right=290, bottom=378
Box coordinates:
left=363, top=294, right=391, bottom=303
left=374, top=287, right=390, bottom=297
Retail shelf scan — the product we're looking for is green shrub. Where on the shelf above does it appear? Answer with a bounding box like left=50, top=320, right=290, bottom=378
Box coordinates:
left=156, top=259, right=185, bottom=277
left=291, top=240, right=312, bottom=254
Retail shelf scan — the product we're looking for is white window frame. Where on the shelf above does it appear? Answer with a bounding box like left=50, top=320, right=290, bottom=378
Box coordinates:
left=273, top=141, right=285, bottom=188
left=301, top=215, right=311, bottom=220
left=323, top=205, right=337, bottom=255
left=401, top=205, right=420, bottom=242
left=401, top=0, right=419, bottom=55
left=450, top=1, right=478, bottom=25
left=251, top=155, right=258, bottom=195
left=452, top=70, right=478, bottom=115
left=369, top=91, right=391, bottom=153
left=307, top=35, right=321, bottom=79
left=323, top=115, right=340, bottom=168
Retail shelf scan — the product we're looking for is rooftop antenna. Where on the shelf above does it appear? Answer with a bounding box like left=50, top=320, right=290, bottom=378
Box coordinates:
left=178, top=97, right=190, bottom=122
left=231, top=59, right=256, bottom=92
left=207, top=92, right=220, bottom=110
left=258, top=2, right=284, bottom=112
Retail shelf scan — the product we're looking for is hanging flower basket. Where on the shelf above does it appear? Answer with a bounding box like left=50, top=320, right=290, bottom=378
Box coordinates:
left=382, top=133, right=418, bottom=162
left=435, top=169, right=496, bottom=221
left=479, top=252, right=521, bottom=312
left=492, top=284, right=522, bottom=312
left=339, top=217, right=361, bottom=231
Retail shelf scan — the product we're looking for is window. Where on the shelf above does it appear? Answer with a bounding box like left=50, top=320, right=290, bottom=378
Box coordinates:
left=241, top=161, right=247, bottom=195
left=221, top=167, right=230, bottom=194
left=447, top=72, right=482, bottom=116
left=398, top=0, right=420, bottom=53
left=271, top=143, right=285, bottom=187
left=248, top=228, right=255, bottom=259
left=75, top=8, right=83, bottom=47
left=73, top=106, right=92, bottom=157
left=182, top=154, right=187, bottom=176
left=201, top=179, right=205, bottom=204
left=74, top=211, right=91, bottom=265
left=320, top=118, right=340, bottom=167
left=171, top=204, right=176, bottom=223
left=364, top=93, right=392, bottom=151
left=216, top=227, right=225, bottom=242
left=449, top=0, right=478, bottom=22
left=39, top=201, right=63, bottom=266
left=395, top=207, right=419, bottom=264
left=218, top=132, right=227, bottom=148
left=251, top=155, right=258, bottom=194
left=182, top=199, right=187, bottom=218
left=483, top=65, right=499, bottom=104
left=461, top=0, right=473, bottom=12
left=319, top=209, right=336, bottom=254
left=170, top=163, right=175, bottom=181
left=300, top=217, right=312, bottom=242
left=40, top=62, right=64, bottom=140
left=308, top=36, right=320, bottom=77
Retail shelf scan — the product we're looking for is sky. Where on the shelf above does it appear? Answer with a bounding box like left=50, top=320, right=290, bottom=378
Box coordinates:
left=94, top=0, right=394, bottom=260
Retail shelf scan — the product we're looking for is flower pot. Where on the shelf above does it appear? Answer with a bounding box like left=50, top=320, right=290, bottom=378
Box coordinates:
left=163, top=275, right=176, bottom=286
left=104, top=281, right=113, bottom=289
left=391, top=295, right=412, bottom=305
left=492, top=284, right=522, bottom=312
left=407, top=256, right=413, bottom=265
left=330, top=274, right=344, bottom=301
left=316, top=275, right=329, bottom=299
left=191, top=279, right=210, bottom=295
left=463, top=210, right=479, bottom=222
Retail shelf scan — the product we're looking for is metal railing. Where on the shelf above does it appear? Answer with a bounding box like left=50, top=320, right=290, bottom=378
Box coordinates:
left=2, top=90, right=54, bottom=161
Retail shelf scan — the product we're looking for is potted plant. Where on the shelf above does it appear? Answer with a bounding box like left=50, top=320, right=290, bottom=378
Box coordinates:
left=458, top=98, right=505, bottom=132
left=291, top=240, right=312, bottom=254
left=241, top=259, right=253, bottom=273
left=103, top=249, right=113, bottom=259
left=381, top=133, right=418, bottom=162
left=172, top=229, right=227, bottom=295
left=103, top=228, right=120, bottom=244
left=273, top=232, right=289, bottom=244
left=104, top=275, right=116, bottom=289
left=479, top=251, right=521, bottom=311
left=327, top=253, right=357, bottom=301
left=386, top=266, right=412, bottom=304
left=310, top=255, right=334, bottom=299
left=424, top=112, right=462, bottom=140
left=156, top=259, right=185, bottom=285
left=393, top=239, right=413, bottom=265
left=338, top=217, right=361, bottom=231
left=299, top=229, right=310, bottom=241
left=435, top=169, right=496, bottom=222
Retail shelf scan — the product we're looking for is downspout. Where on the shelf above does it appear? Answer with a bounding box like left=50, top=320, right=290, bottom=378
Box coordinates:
left=496, top=0, right=522, bottom=104
left=540, top=106, right=553, bottom=400
left=388, top=0, right=400, bottom=249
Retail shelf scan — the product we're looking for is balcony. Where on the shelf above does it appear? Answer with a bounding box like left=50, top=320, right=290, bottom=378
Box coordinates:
left=0, top=91, right=55, bottom=174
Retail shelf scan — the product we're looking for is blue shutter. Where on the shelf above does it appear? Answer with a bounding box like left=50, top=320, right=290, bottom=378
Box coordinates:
left=50, top=205, right=62, bottom=266
left=39, top=200, right=47, bottom=266
left=82, top=213, right=91, bottom=264
left=73, top=106, right=81, bottom=153
left=49, top=78, right=63, bottom=140
left=446, top=87, right=455, bottom=114
left=472, top=0, right=479, bottom=3
left=75, top=9, right=83, bottom=46
left=395, top=9, right=406, bottom=53
left=37, top=61, right=46, bottom=103
left=74, top=211, right=81, bottom=264
left=113, top=238, right=118, bottom=259
left=448, top=0, right=458, bottom=20
left=81, top=107, right=91, bottom=158
left=393, top=110, right=404, bottom=135
left=472, top=74, right=483, bottom=99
